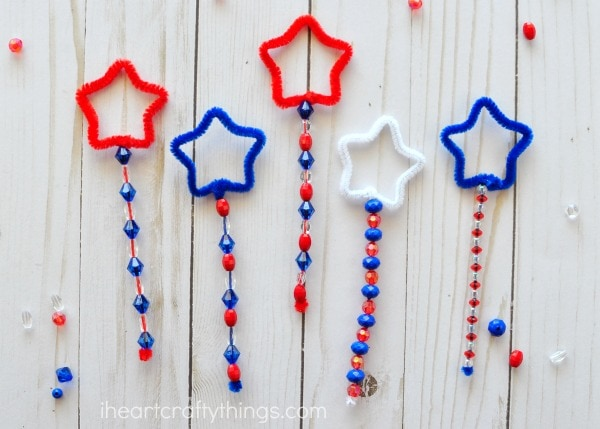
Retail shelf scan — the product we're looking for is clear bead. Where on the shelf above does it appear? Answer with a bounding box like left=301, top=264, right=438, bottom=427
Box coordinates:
left=565, top=204, right=579, bottom=220
left=474, top=221, right=481, bottom=229
left=223, top=217, right=231, bottom=234
left=345, top=396, right=357, bottom=407
left=51, top=294, right=64, bottom=311
left=472, top=273, right=479, bottom=281
left=467, top=325, right=475, bottom=333
left=470, top=307, right=477, bottom=316
left=467, top=342, right=474, bottom=350
left=472, top=255, right=479, bottom=264
left=477, top=204, right=484, bottom=212
left=301, top=221, right=311, bottom=233
left=22, top=310, right=33, bottom=329
left=302, top=120, right=311, bottom=132
left=473, top=238, right=480, bottom=247
left=300, top=170, right=312, bottom=182
left=471, top=291, right=478, bottom=299
left=296, top=271, right=306, bottom=285
left=549, top=350, right=567, bottom=365
left=224, top=276, right=237, bottom=290
left=477, top=185, right=487, bottom=194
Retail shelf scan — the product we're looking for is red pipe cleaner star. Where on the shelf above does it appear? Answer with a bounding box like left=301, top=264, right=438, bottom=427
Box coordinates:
left=76, top=59, right=169, bottom=150
left=259, top=15, right=353, bottom=109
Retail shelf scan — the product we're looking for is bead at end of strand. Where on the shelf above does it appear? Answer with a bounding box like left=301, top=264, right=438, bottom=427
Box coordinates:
left=139, top=348, right=153, bottom=361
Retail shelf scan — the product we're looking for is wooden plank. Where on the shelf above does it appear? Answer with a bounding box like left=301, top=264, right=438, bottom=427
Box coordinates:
left=0, top=1, right=84, bottom=427
left=512, top=0, right=600, bottom=427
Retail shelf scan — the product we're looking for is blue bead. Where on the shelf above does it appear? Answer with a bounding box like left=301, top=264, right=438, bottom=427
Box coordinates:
left=138, top=331, right=155, bottom=349
left=224, top=344, right=241, bottom=363
left=123, top=220, right=140, bottom=239
left=351, top=341, right=369, bottom=355
left=127, top=257, right=144, bottom=276
left=298, top=201, right=315, bottom=220
left=52, top=388, right=63, bottom=399
left=56, top=367, right=73, bottom=382
left=358, top=314, right=376, bottom=328
left=346, top=369, right=365, bottom=383
left=132, top=294, right=150, bottom=314
left=461, top=366, right=474, bottom=376
left=228, top=380, right=243, bottom=393
left=219, top=234, right=236, bottom=253
left=119, top=182, right=137, bottom=202
left=365, top=228, right=383, bottom=241
left=222, top=289, right=239, bottom=309
left=364, top=199, right=383, bottom=213
left=361, top=285, right=380, bottom=299
left=298, top=151, right=315, bottom=169
left=362, top=256, right=380, bottom=270
left=115, top=147, right=132, bottom=165
left=297, top=100, right=314, bottom=119
left=295, top=251, right=312, bottom=271
left=487, top=319, right=507, bottom=337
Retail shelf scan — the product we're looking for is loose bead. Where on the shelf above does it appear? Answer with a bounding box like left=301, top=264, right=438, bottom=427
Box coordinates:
left=408, top=0, right=422, bottom=10
left=52, top=388, right=63, bottom=399
left=299, top=132, right=313, bottom=151
left=299, top=182, right=313, bottom=201
left=509, top=350, right=524, bottom=367
left=56, top=367, right=73, bottom=382
left=52, top=312, right=66, bottom=326
left=549, top=350, right=567, bottom=365
left=224, top=309, right=237, bottom=327
left=227, top=364, right=241, bottom=382
left=22, top=310, right=33, bottom=329
left=365, top=270, right=378, bottom=285
left=222, top=254, right=236, bottom=271
left=522, top=22, right=536, bottom=40
left=357, top=328, right=370, bottom=342
left=365, top=242, right=378, bottom=256
left=293, top=284, right=306, bottom=301
left=8, top=38, right=23, bottom=53
left=488, top=319, right=507, bottom=336
left=351, top=355, right=364, bottom=369
left=216, top=199, right=230, bottom=217
left=367, top=214, right=381, bottom=227
left=347, top=383, right=362, bottom=397
left=362, top=300, right=376, bottom=314
left=298, top=233, right=311, bottom=251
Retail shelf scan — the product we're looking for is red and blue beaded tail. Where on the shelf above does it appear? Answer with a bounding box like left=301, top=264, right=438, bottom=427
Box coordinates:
left=346, top=198, right=383, bottom=405
left=216, top=198, right=243, bottom=392
left=115, top=147, right=154, bottom=361
left=293, top=101, right=315, bottom=313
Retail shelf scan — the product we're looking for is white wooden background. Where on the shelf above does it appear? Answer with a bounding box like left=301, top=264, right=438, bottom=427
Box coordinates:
left=1, top=1, right=599, bottom=428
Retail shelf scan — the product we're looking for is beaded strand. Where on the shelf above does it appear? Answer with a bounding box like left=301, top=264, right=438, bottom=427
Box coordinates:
left=461, top=184, right=487, bottom=376
left=293, top=101, right=315, bottom=313
left=346, top=198, right=383, bottom=406
left=116, top=147, right=154, bottom=361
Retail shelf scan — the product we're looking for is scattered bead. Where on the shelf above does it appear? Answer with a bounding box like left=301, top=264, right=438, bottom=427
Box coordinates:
left=52, top=388, right=63, bottom=399
left=8, top=38, right=23, bottom=53
left=345, top=396, right=357, bottom=407
left=56, top=367, right=73, bottom=383
left=565, top=204, right=579, bottom=220
left=408, top=0, right=422, bottom=10
left=509, top=350, right=524, bottom=367
left=51, top=294, right=65, bottom=312
left=216, top=199, right=230, bottom=217
left=487, top=319, right=507, bottom=337
left=522, top=22, right=536, bottom=40
left=22, top=310, right=33, bottom=329
left=549, top=350, right=567, bottom=365
left=52, top=312, right=66, bottom=326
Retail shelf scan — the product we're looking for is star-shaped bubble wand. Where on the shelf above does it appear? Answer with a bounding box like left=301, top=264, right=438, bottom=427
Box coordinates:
left=259, top=14, right=353, bottom=313
left=337, top=116, right=425, bottom=406
left=440, top=96, right=533, bottom=377
left=171, top=107, right=266, bottom=393
left=76, top=59, right=169, bottom=362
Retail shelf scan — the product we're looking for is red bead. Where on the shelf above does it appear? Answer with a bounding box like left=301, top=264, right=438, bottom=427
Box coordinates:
left=293, top=284, right=306, bottom=301
left=227, top=364, right=241, bottom=382
left=471, top=246, right=482, bottom=255
left=365, top=270, right=378, bottom=285
left=509, top=349, right=524, bottom=367
left=222, top=254, right=236, bottom=271
left=408, top=0, right=422, bottom=10
left=367, top=214, right=381, bottom=227
left=8, top=38, right=23, bottom=53
left=299, top=132, right=312, bottom=150
left=469, top=299, right=480, bottom=307
left=216, top=199, right=229, bottom=217
left=467, top=316, right=478, bottom=324
left=365, top=242, right=378, bottom=256
left=466, top=333, right=477, bottom=341
left=298, top=233, right=312, bottom=251
left=464, top=350, right=475, bottom=359
left=472, top=228, right=483, bottom=238
left=351, top=355, right=364, bottom=369
left=300, top=182, right=313, bottom=201
left=362, top=300, right=376, bottom=314
left=52, top=312, right=66, bottom=326
left=470, top=280, right=481, bottom=290
left=139, top=348, right=153, bottom=361
left=470, top=263, right=482, bottom=272
left=476, top=194, right=488, bottom=203
left=347, top=383, right=362, bottom=397
left=523, top=22, right=536, bottom=40
left=224, top=309, right=237, bottom=327
left=357, top=328, right=370, bottom=342
left=473, top=212, right=485, bottom=221
left=295, top=299, right=309, bottom=313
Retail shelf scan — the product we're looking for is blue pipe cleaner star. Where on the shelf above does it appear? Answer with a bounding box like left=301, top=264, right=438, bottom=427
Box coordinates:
left=440, top=97, right=533, bottom=191
left=170, top=107, right=266, bottom=199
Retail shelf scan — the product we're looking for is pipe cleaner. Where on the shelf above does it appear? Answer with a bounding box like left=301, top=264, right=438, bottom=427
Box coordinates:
left=439, top=96, right=533, bottom=376
left=170, top=106, right=266, bottom=393
left=259, top=14, right=353, bottom=313
left=338, top=116, right=425, bottom=406
left=76, top=59, right=169, bottom=361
